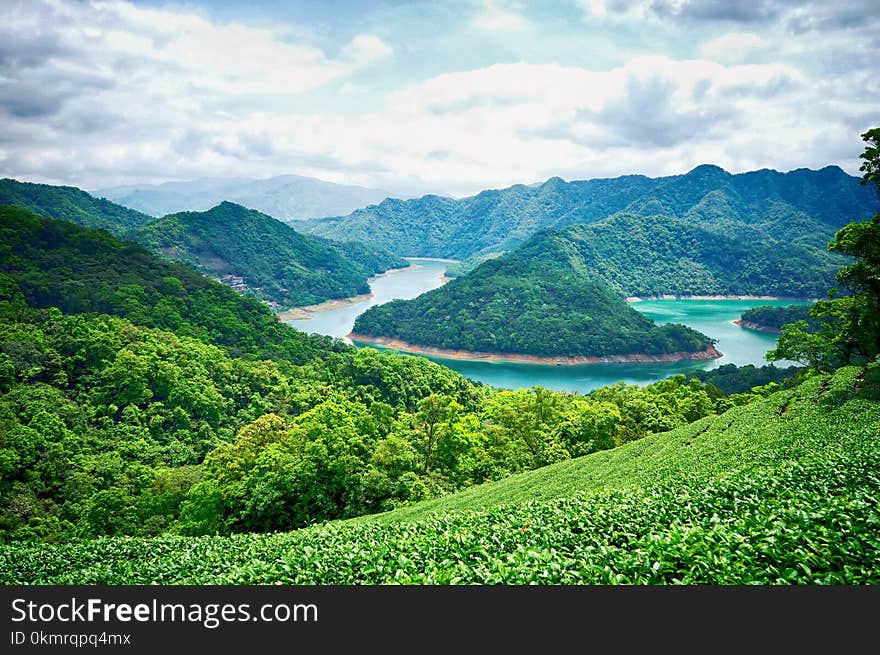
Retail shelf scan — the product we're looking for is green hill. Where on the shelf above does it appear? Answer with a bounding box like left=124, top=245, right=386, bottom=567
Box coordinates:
left=352, top=227, right=714, bottom=359
left=350, top=204, right=847, bottom=357
left=299, top=165, right=878, bottom=262
left=4, top=364, right=877, bottom=584
left=740, top=305, right=815, bottom=333
left=554, top=213, right=841, bottom=298
left=132, top=201, right=407, bottom=308
left=0, top=178, right=153, bottom=234
left=0, top=204, right=340, bottom=363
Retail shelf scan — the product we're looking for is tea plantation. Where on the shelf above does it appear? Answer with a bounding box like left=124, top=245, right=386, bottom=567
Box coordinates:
left=2, top=365, right=878, bottom=584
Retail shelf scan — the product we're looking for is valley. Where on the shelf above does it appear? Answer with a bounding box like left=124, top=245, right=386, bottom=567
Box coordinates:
left=288, top=259, right=810, bottom=392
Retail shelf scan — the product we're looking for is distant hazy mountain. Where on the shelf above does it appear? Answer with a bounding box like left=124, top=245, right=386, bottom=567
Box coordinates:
left=299, top=165, right=878, bottom=260
left=96, top=175, right=406, bottom=220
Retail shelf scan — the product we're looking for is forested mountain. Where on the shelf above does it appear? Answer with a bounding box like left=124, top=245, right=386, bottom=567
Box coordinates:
left=0, top=178, right=153, bottom=235
left=549, top=214, right=842, bottom=298
left=0, top=180, right=407, bottom=308
left=132, top=202, right=407, bottom=308
left=97, top=174, right=403, bottom=221
left=739, top=305, right=815, bottom=333
left=299, top=165, right=878, bottom=261
left=1, top=205, right=756, bottom=542
left=0, top=205, right=338, bottom=363
left=350, top=204, right=844, bottom=357
left=352, top=229, right=714, bottom=359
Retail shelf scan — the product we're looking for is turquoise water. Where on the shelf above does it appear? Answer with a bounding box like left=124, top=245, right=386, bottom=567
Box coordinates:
left=286, top=258, right=450, bottom=340
left=287, top=260, right=810, bottom=393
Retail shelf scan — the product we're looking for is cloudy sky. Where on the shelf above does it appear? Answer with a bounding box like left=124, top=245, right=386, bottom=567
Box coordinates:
left=1, top=0, right=878, bottom=196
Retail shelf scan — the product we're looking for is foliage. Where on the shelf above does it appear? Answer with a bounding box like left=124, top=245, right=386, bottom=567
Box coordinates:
left=133, top=202, right=406, bottom=308
left=0, top=178, right=152, bottom=234
left=740, top=305, right=814, bottom=332
left=353, top=229, right=713, bottom=357
left=770, top=127, right=880, bottom=370
left=3, top=366, right=878, bottom=584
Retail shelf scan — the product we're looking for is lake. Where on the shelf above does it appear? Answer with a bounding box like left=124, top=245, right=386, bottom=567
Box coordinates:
left=286, top=259, right=810, bottom=393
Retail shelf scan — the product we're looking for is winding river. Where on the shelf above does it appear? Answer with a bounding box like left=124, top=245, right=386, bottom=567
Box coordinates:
left=286, top=258, right=809, bottom=393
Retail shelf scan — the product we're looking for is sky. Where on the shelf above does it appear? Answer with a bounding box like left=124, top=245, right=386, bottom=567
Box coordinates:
left=1, top=0, right=878, bottom=197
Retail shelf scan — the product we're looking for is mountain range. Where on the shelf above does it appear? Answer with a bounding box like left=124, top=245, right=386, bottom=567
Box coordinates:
left=348, top=165, right=875, bottom=358
left=298, top=165, right=878, bottom=262
left=0, top=178, right=405, bottom=308
left=97, top=174, right=406, bottom=221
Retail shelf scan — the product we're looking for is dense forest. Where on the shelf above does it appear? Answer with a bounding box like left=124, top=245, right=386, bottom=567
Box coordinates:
left=299, top=164, right=878, bottom=263
left=352, top=229, right=713, bottom=358
left=0, top=178, right=152, bottom=234
left=558, top=213, right=841, bottom=298
left=1, top=127, right=878, bottom=588
left=0, top=205, right=769, bottom=542
left=0, top=179, right=408, bottom=309
left=133, top=201, right=407, bottom=308
left=740, top=305, right=814, bottom=332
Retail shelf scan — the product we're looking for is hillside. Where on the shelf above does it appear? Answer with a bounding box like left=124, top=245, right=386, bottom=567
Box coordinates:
left=0, top=178, right=153, bottom=234
left=4, top=364, right=877, bottom=584
left=2, top=205, right=752, bottom=544
left=738, top=305, right=815, bottom=333
left=133, top=202, right=407, bottom=307
left=553, top=214, right=841, bottom=298
left=97, top=174, right=403, bottom=221
left=352, top=228, right=715, bottom=360
left=0, top=204, right=340, bottom=363
left=299, top=165, right=878, bottom=261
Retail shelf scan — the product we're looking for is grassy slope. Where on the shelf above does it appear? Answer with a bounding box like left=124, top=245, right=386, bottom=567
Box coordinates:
left=3, top=366, right=878, bottom=584
left=354, top=366, right=874, bottom=524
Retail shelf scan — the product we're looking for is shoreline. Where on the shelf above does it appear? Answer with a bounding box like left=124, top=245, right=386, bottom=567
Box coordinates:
left=626, top=294, right=819, bottom=303
left=733, top=318, right=781, bottom=334
left=277, top=264, right=419, bottom=321
left=277, top=294, right=373, bottom=320
left=348, top=334, right=723, bottom=366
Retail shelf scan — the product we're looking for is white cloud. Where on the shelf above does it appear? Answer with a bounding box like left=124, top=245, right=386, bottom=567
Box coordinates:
left=0, top=0, right=877, bottom=196
left=700, top=32, right=768, bottom=63
left=472, top=1, right=529, bottom=32
left=340, top=34, right=393, bottom=65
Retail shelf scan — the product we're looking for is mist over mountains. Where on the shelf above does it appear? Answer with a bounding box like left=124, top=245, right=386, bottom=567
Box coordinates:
left=97, top=174, right=409, bottom=221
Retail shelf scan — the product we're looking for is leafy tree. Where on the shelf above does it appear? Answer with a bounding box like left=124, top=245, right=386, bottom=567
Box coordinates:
left=770, top=127, right=880, bottom=370
left=413, top=394, right=458, bottom=473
